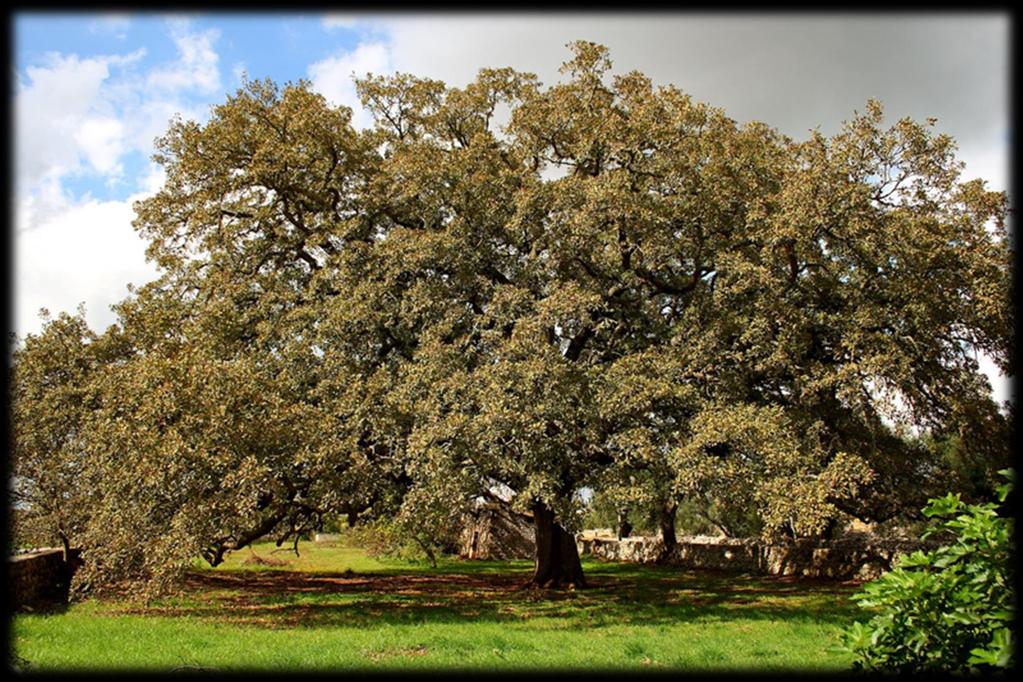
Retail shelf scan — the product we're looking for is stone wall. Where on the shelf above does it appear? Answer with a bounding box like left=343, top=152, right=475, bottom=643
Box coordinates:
left=9, top=548, right=82, bottom=610
left=577, top=533, right=934, bottom=581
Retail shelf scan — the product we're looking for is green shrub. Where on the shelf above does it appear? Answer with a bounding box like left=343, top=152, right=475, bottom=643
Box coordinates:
left=842, top=469, right=1014, bottom=672
left=347, top=517, right=459, bottom=567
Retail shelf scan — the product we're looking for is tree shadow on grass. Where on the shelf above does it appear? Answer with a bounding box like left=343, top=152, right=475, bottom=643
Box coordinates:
left=111, top=563, right=864, bottom=630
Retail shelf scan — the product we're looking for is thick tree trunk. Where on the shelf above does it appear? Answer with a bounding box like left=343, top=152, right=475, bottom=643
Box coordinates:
left=530, top=501, right=586, bottom=588
left=657, top=501, right=678, bottom=563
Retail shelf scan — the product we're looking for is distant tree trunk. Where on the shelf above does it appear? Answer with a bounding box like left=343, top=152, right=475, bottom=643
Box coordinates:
left=617, top=508, right=632, bottom=539
left=657, top=501, right=678, bottom=563
left=530, top=501, right=586, bottom=588
left=413, top=536, right=438, bottom=568
left=55, top=527, right=82, bottom=603
left=57, top=526, right=72, bottom=561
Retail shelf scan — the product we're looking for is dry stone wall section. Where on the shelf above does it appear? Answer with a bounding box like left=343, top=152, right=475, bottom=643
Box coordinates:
left=577, top=533, right=933, bottom=581
left=9, top=548, right=81, bottom=610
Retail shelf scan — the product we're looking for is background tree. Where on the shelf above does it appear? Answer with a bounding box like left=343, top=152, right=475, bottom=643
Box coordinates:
left=716, top=98, right=1014, bottom=524
left=9, top=308, right=115, bottom=557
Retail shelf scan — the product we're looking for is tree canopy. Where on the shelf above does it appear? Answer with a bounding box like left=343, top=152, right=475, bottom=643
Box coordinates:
left=10, top=41, right=1013, bottom=593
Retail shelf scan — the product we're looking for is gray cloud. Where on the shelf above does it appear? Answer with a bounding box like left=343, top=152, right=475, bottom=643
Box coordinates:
left=372, top=13, right=1007, bottom=163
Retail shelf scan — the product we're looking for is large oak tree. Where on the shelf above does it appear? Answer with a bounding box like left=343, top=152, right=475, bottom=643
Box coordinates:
left=10, top=42, right=1012, bottom=593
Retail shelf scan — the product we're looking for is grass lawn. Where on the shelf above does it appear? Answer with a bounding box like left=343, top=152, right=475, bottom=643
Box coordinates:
left=12, top=541, right=865, bottom=672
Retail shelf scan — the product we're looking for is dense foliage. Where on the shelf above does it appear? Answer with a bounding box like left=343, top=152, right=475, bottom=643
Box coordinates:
left=843, top=470, right=1014, bottom=672
left=10, top=42, right=1012, bottom=593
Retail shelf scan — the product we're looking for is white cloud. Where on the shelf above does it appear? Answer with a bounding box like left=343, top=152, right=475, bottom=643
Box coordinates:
left=14, top=20, right=224, bottom=338
left=16, top=194, right=162, bottom=338
left=147, top=25, right=221, bottom=94
left=17, top=178, right=77, bottom=241
left=139, top=163, right=168, bottom=195
left=74, top=117, right=126, bottom=176
left=15, top=51, right=138, bottom=192
left=308, top=42, right=392, bottom=129
left=16, top=19, right=222, bottom=212
left=127, top=97, right=206, bottom=153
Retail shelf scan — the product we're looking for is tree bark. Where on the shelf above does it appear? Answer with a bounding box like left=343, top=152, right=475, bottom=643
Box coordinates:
left=818, top=517, right=838, bottom=541
left=529, top=501, right=586, bottom=588
left=616, top=508, right=632, bottom=539
left=57, top=526, right=72, bottom=562
left=657, top=501, right=678, bottom=563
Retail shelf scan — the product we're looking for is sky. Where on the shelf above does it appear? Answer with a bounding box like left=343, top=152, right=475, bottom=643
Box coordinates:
left=11, top=11, right=1012, bottom=404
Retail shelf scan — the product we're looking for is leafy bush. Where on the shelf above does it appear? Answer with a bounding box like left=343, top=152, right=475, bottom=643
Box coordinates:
left=347, top=517, right=459, bottom=567
left=842, top=469, right=1014, bottom=672
left=581, top=490, right=654, bottom=536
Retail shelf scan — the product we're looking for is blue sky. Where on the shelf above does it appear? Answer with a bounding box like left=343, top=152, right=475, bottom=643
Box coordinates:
left=15, top=13, right=363, bottom=85
left=12, top=12, right=1011, bottom=404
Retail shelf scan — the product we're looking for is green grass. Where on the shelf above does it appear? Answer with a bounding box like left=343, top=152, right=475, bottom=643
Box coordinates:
left=12, top=541, right=864, bottom=672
